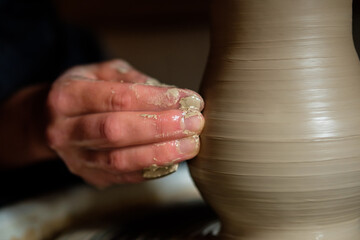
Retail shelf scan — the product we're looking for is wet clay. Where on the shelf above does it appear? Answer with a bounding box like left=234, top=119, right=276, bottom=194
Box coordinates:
left=143, top=163, right=179, bottom=179
left=189, top=0, right=360, bottom=239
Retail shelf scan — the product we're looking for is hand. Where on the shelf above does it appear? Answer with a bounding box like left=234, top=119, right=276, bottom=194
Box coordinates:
left=45, top=59, right=205, bottom=188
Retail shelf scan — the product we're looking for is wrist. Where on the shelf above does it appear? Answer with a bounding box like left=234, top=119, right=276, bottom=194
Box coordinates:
left=27, top=83, right=57, bottom=161
left=0, top=84, right=57, bottom=168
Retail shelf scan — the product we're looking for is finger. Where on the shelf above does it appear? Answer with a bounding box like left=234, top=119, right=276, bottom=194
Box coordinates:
left=95, top=59, right=149, bottom=83
left=57, top=149, right=144, bottom=188
left=79, top=168, right=144, bottom=188
left=53, top=80, right=204, bottom=116
left=81, top=135, right=200, bottom=174
left=66, top=110, right=204, bottom=149
left=61, top=59, right=149, bottom=84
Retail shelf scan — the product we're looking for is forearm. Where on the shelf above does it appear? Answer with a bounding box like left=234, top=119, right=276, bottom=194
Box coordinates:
left=0, top=84, right=56, bottom=168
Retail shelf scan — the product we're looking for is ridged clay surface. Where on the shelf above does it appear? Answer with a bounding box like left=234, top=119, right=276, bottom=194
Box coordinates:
left=189, top=0, right=360, bottom=239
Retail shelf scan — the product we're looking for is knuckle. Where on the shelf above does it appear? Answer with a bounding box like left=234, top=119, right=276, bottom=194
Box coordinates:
left=152, top=144, right=161, bottom=160
left=107, top=151, right=128, bottom=172
left=100, top=116, right=121, bottom=142
left=110, top=92, right=132, bottom=111
left=46, top=84, right=73, bottom=115
left=155, top=117, right=166, bottom=137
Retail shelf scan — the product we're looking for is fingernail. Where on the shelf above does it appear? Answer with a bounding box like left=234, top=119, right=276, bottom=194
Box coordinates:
left=143, top=163, right=178, bottom=179
left=177, top=135, right=200, bottom=154
left=179, top=94, right=204, bottom=111
left=184, top=112, right=204, bottom=133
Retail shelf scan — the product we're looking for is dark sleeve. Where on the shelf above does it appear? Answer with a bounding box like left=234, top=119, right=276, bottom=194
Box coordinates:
left=0, top=0, right=102, bottom=205
left=0, top=0, right=102, bottom=101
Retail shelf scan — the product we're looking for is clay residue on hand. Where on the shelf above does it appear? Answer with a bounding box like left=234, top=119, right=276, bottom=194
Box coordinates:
left=155, top=142, right=167, bottom=147
left=175, top=135, right=200, bottom=154
left=140, top=114, right=158, bottom=120
left=166, top=88, right=180, bottom=101
left=155, top=130, right=184, bottom=139
left=183, top=129, right=196, bottom=136
left=143, top=163, right=179, bottom=179
left=180, top=95, right=203, bottom=118
left=130, top=77, right=203, bottom=113
left=130, top=84, right=181, bottom=108
left=116, top=66, right=129, bottom=74
left=145, top=77, right=176, bottom=87
left=179, top=95, right=202, bottom=111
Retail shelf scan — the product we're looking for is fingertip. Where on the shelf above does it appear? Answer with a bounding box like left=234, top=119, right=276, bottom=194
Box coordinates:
left=183, top=111, right=205, bottom=134
left=176, top=135, right=200, bottom=156
left=178, top=89, right=205, bottom=112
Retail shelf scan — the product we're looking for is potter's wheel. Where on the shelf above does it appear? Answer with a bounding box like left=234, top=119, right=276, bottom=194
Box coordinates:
left=46, top=164, right=221, bottom=240
left=0, top=163, right=219, bottom=240
left=56, top=202, right=220, bottom=239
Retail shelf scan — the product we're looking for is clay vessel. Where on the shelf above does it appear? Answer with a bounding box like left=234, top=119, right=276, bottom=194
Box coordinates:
left=189, top=0, right=360, bottom=239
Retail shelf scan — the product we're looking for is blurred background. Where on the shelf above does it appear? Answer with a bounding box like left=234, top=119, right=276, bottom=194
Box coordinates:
left=54, top=0, right=211, bottom=90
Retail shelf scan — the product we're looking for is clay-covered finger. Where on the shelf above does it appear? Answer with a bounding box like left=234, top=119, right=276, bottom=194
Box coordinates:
left=81, top=135, right=200, bottom=174
left=66, top=110, right=204, bottom=149
left=95, top=59, right=149, bottom=83
left=49, top=80, right=203, bottom=116
left=77, top=167, right=145, bottom=188
left=62, top=59, right=149, bottom=84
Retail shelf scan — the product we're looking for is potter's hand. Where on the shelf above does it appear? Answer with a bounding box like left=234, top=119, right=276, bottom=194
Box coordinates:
left=46, top=60, right=204, bottom=188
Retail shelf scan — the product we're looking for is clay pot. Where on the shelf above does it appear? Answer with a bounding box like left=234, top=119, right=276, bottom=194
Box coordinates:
left=189, top=0, right=360, bottom=239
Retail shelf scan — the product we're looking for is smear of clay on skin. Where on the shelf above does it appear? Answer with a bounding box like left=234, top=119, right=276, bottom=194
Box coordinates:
left=179, top=95, right=203, bottom=119
left=143, top=163, right=179, bottom=179
left=68, top=75, right=97, bottom=82
left=155, top=130, right=184, bottom=139
left=146, top=78, right=176, bottom=87
left=145, top=78, right=162, bottom=86
left=129, top=84, right=180, bottom=108
left=140, top=114, right=158, bottom=120
left=166, top=88, right=180, bottom=101
left=155, top=142, right=167, bottom=147
left=117, top=66, right=129, bottom=74
left=129, top=84, right=141, bottom=99
left=145, top=88, right=181, bottom=108
left=193, top=135, right=200, bottom=149
left=183, top=130, right=196, bottom=135
left=179, top=95, right=202, bottom=111
left=131, top=78, right=202, bottom=113
left=183, top=110, right=202, bottom=119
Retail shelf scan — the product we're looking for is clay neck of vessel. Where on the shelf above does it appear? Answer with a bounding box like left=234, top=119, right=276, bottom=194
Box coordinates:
left=209, top=0, right=355, bottom=58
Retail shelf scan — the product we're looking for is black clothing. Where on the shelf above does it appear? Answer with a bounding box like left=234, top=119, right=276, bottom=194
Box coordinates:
left=0, top=0, right=101, bottom=206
